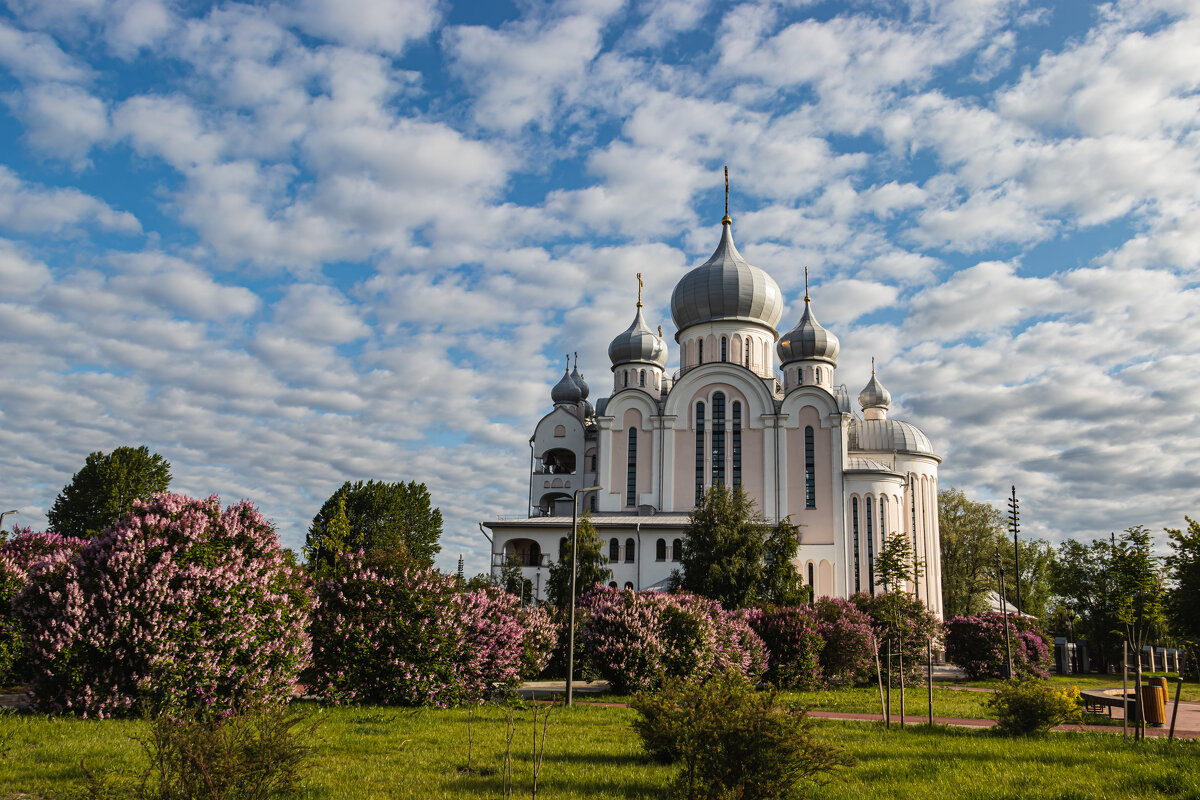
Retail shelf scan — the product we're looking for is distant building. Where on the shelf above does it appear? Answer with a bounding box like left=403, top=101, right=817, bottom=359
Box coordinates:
left=484, top=210, right=943, bottom=616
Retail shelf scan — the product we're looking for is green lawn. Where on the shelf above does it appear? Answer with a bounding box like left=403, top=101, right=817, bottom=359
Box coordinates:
left=3, top=703, right=1200, bottom=800
left=961, top=674, right=1200, bottom=702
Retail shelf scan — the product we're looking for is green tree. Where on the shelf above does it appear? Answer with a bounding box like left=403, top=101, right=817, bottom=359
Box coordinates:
left=304, top=495, right=352, bottom=581
left=760, top=516, right=810, bottom=606
left=47, top=445, right=172, bottom=538
left=546, top=512, right=611, bottom=607
left=678, top=485, right=769, bottom=609
left=1166, top=516, right=1200, bottom=679
left=1004, top=537, right=1056, bottom=620
left=938, top=488, right=1005, bottom=617
left=305, top=480, right=442, bottom=570
left=1050, top=538, right=1121, bottom=670
left=499, top=553, right=532, bottom=603
left=1111, top=525, right=1167, bottom=733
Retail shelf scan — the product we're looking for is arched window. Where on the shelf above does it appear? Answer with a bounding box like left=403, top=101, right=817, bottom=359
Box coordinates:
left=808, top=562, right=815, bottom=589
left=732, top=401, right=742, bottom=488
left=698, top=340, right=704, bottom=364
left=624, top=538, right=635, bottom=563
left=624, top=581, right=634, bottom=591
left=695, top=402, right=706, bottom=504
left=866, top=497, right=875, bottom=595
left=656, top=538, right=666, bottom=561
left=589, top=494, right=598, bottom=512
left=608, top=581, right=618, bottom=588
left=852, top=497, right=860, bottom=593
left=553, top=424, right=566, bottom=437
left=745, top=339, right=751, bottom=367
left=623, top=371, right=628, bottom=387
left=609, top=537, right=619, bottom=562
left=804, top=426, right=816, bottom=509
left=639, top=370, right=645, bottom=387
left=720, top=336, right=727, bottom=362
left=559, top=536, right=567, bottom=554
left=671, top=538, right=682, bottom=562
left=712, top=393, right=726, bottom=486
left=626, top=427, right=638, bottom=507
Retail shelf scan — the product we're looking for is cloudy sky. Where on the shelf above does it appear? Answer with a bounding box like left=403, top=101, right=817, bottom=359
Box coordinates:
left=1, top=0, right=1197, bottom=573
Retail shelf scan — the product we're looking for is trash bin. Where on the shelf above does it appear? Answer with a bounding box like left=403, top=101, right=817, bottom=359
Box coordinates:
left=1140, top=684, right=1167, bottom=725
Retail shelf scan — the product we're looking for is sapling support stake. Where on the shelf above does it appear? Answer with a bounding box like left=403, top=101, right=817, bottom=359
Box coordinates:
left=885, top=639, right=892, bottom=729
left=898, top=640, right=906, bottom=729
left=874, top=636, right=886, bottom=724
left=927, top=636, right=934, bottom=727
left=1169, top=677, right=1183, bottom=741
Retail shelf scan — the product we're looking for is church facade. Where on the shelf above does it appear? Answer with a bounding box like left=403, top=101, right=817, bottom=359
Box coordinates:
left=484, top=211, right=943, bottom=617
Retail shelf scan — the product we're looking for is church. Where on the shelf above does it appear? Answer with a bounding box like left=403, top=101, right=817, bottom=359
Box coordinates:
left=484, top=190, right=944, bottom=618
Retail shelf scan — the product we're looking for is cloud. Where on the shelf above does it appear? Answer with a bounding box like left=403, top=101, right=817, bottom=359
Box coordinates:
left=0, top=20, right=92, bottom=82
left=282, top=0, right=441, bottom=55
left=6, top=82, right=108, bottom=165
left=0, top=166, right=140, bottom=235
left=0, top=239, right=51, bottom=295
left=271, top=283, right=370, bottom=343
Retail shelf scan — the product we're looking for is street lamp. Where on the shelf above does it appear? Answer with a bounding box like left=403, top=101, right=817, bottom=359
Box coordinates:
left=566, top=485, right=602, bottom=707
left=0, top=510, right=16, bottom=533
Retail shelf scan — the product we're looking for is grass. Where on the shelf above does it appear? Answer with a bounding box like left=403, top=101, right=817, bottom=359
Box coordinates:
left=3, top=702, right=1200, bottom=800
left=962, top=674, right=1200, bottom=702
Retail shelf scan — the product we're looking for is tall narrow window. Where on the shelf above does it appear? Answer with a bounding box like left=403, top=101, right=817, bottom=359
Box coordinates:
left=639, top=370, right=645, bottom=387
left=804, top=426, right=816, bottom=509
left=656, top=538, right=666, bottom=561
left=808, top=562, right=815, bottom=589
left=625, top=538, right=635, bottom=563
left=720, top=336, right=727, bottom=362
left=695, top=402, right=706, bottom=504
left=866, top=498, right=876, bottom=594
left=671, top=538, right=682, bottom=561
left=698, top=340, right=703, bottom=364
left=731, top=401, right=742, bottom=488
left=852, top=497, right=861, bottom=592
left=623, top=371, right=628, bottom=387
left=626, top=428, right=638, bottom=508
left=589, top=494, right=598, bottom=512
left=609, top=538, right=619, bottom=562
left=712, top=393, right=726, bottom=486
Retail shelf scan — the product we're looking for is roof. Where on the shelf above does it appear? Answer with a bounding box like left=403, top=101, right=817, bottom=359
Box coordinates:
left=484, top=513, right=692, bottom=530
left=848, top=417, right=939, bottom=460
left=670, top=222, right=784, bottom=333
left=844, top=457, right=902, bottom=474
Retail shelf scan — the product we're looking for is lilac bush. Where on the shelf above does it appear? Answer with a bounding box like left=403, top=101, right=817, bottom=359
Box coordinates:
left=13, top=495, right=312, bottom=717
left=744, top=605, right=824, bottom=689
left=851, top=591, right=943, bottom=684
left=310, top=557, right=528, bottom=706
left=517, top=602, right=558, bottom=679
left=576, top=587, right=767, bottom=693
left=945, top=613, right=1051, bottom=679
left=813, top=597, right=876, bottom=686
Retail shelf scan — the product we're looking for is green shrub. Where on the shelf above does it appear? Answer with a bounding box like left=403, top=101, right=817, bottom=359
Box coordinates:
left=987, top=677, right=1083, bottom=735
left=631, top=673, right=852, bottom=800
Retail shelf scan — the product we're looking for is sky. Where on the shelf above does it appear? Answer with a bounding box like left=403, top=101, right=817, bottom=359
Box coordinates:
left=0, top=0, right=1198, bottom=575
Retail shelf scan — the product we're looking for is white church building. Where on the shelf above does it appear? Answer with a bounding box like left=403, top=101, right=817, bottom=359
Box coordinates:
left=484, top=207, right=943, bottom=617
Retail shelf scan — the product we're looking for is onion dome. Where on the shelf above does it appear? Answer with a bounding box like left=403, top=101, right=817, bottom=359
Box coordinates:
left=858, top=368, right=891, bottom=412
left=670, top=220, right=784, bottom=334
left=551, top=366, right=583, bottom=404
left=609, top=306, right=668, bottom=368
left=570, top=365, right=590, bottom=400
left=777, top=274, right=840, bottom=366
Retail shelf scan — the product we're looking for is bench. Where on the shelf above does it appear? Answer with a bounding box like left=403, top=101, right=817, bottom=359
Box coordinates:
left=1081, top=688, right=1134, bottom=717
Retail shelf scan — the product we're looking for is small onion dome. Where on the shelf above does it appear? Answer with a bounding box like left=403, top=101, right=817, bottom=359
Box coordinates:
left=670, top=222, right=784, bottom=334
left=858, top=371, right=891, bottom=411
left=609, top=306, right=668, bottom=368
left=570, top=366, right=590, bottom=400
left=551, top=367, right=583, bottom=404
left=777, top=299, right=840, bottom=366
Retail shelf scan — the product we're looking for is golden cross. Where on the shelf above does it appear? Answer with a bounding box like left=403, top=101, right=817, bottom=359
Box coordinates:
left=573, top=352, right=578, bottom=369
left=636, top=272, right=643, bottom=308
left=804, top=266, right=810, bottom=303
left=722, top=165, right=731, bottom=225
left=872, top=356, right=876, bottom=375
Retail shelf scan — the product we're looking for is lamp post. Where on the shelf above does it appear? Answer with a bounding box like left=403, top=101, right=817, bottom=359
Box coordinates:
left=0, top=510, right=16, bottom=533
left=566, top=485, right=602, bottom=707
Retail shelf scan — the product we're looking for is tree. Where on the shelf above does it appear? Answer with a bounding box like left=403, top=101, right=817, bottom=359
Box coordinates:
left=305, top=480, right=442, bottom=570
left=1050, top=538, right=1121, bottom=670
left=938, top=488, right=1005, bottom=617
left=1111, top=525, right=1167, bottom=735
left=545, top=512, right=610, bottom=608
left=47, top=446, right=172, bottom=539
left=305, top=495, right=352, bottom=581
left=760, top=516, right=810, bottom=606
left=678, top=485, right=769, bottom=609
left=498, top=553, right=532, bottom=603
left=1166, top=517, right=1200, bottom=679
left=1003, top=537, right=1056, bottom=620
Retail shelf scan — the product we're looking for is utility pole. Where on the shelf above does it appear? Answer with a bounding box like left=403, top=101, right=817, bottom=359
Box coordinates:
left=1008, top=486, right=1021, bottom=616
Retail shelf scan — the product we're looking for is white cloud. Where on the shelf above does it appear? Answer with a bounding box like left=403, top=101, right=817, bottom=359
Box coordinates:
left=0, top=20, right=92, bottom=82
left=0, top=239, right=51, bottom=295
left=6, top=82, right=108, bottom=165
left=271, top=283, right=370, bottom=343
left=0, top=166, right=140, bottom=234
left=282, top=0, right=440, bottom=55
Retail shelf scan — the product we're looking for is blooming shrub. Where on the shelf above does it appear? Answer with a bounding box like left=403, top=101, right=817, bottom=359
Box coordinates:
left=945, top=613, right=1052, bottom=679
left=13, top=495, right=312, bottom=717
left=744, top=605, right=824, bottom=689
left=813, top=597, right=876, bottom=686
left=517, top=603, right=558, bottom=679
left=988, top=677, right=1083, bottom=734
left=2, top=528, right=86, bottom=570
left=851, top=592, right=943, bottom=684
left=577, top=587, right=767, bottom=693
left=310, top=558, right=528, bottom=706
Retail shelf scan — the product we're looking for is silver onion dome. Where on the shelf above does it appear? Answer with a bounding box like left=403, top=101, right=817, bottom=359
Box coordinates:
left=570, top=365, right=590, bottom=400
left=609, top=306, right=668, bottom=368
left=858, top=371, right=891, bottom=411
left=550, top=367, right=583, bottom=404
left=848, top=418, right=938, bottom=459
left=670, top=221, right=784, bottom=334
left=777, top=298, right=840, bottom=366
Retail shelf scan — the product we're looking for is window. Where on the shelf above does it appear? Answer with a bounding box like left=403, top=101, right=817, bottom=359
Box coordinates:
left=698, top=340, right=703, bottom=364
left=815, top=367, right=822, bottom=383
left=808, top=562, right=815, bottom=589
left=712, top=393, right=726, bottom=486
left=695, top=402, right=706, bottom=504
left=732, top=401, right=742, bottom=488
left=721, top=336, right=727, bottom=362
left=608, top=581, right=618, bottom=588
left=804, top=426, right=816, bottom=509
left=625, top=538, right=635, bottom=563
left=553, top=424, right=566, bottom=437
left=866, top=498, right=875, bottom=595
left=852, top=497, right=860, bottom=592
left=590, top=452, right=597, bottom=471
left=559, top=536, right=567, bottom=553
left=623, top=371, right=628, bottom=387
left=639, top=370, right=645, bottom=387
left=656, top=538, right=667, bottom=561
left=609, top=537, right=619, bottom=562
left=671, top=538, right=682, bottom=562
left=626, top=428, right=638, bottom=507
left=624, top=581, right=634, bottom=590
left=745, top=339, right=751, bottom=368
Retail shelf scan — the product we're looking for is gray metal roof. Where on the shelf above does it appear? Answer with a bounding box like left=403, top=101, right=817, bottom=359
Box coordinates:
left=570, top=366, right=590, bottom=400
left=485, top=513, right=692, bottom=530
left=857, top=372, right=891, bottom=410
left=777, top=300, right=840, bottom=366
left=845, top=457, right=900, bottom=474
left=550, top=367, right=583, bottom=404
left=670, top=222, right=784, bottom=333
left=608, top=305, right=669, bottom=367
left=848, top=418, right=938, bottom=458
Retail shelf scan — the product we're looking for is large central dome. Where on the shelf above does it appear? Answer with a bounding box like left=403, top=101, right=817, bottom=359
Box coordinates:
left=670, top=221, right=784, bottom=336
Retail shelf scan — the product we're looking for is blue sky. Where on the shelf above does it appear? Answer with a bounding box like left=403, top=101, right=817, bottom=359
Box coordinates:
left=1, top=0, right=1198, bottom=574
